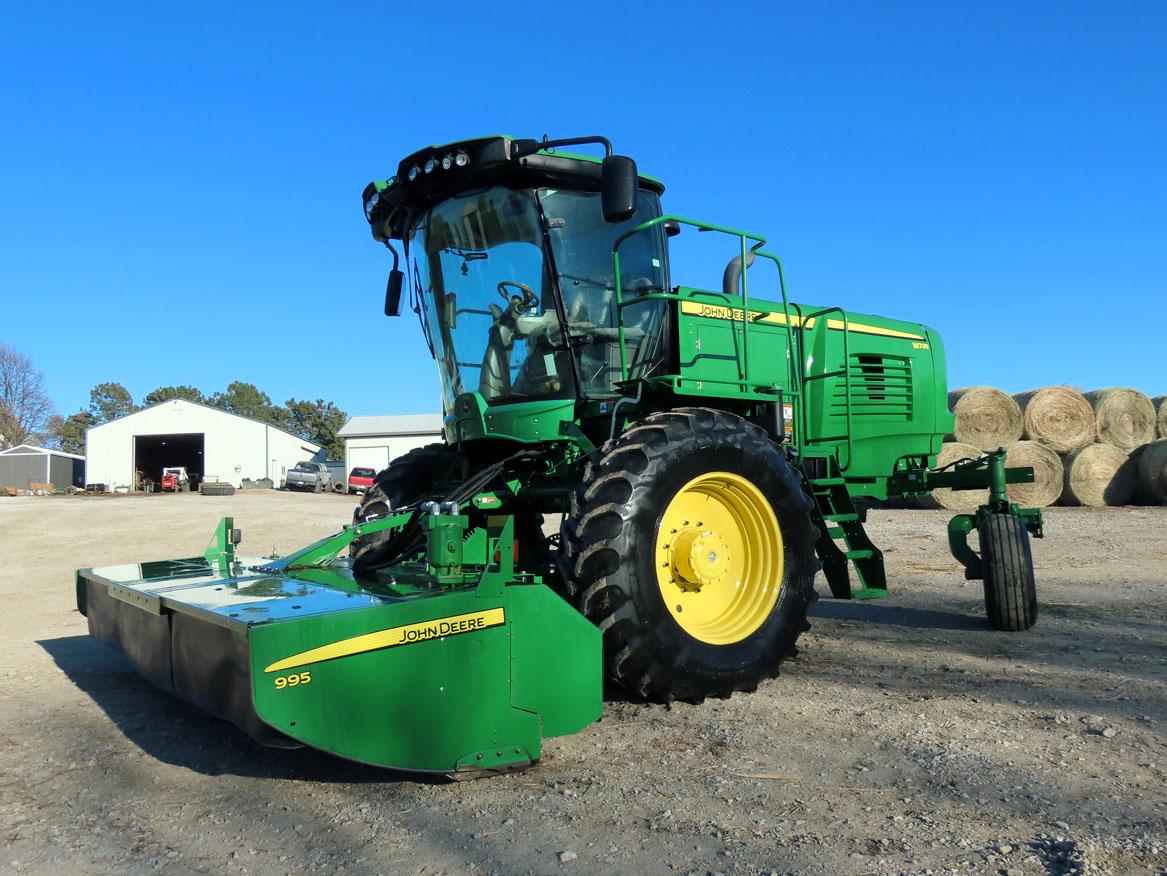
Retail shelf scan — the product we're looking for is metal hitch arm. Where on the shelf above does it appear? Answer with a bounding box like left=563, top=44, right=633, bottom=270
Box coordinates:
left=929, top=450, right=1045, bottom=580
left=255, top=510, right=416, bottom=573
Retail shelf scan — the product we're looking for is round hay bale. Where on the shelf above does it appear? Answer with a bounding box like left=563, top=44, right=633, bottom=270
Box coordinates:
left=923, top=442, right=986, bottom=512
left=1154, top=395, right=1167, bottom=439
left=1083, top=388, right=1156, bottom=451
left=1004, top=440, right=1064, bottom=508
left=948, top=386, right=1023, bottom=451
left=1134, top=438, right=1167, bottom=505
left=1013, top=386, right=1095, bottom=453
left=1061, top=444, right=1136, bottom=507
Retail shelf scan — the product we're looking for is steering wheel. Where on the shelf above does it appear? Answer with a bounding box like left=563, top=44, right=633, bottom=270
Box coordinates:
left=497, top=281, right=539, bottom=311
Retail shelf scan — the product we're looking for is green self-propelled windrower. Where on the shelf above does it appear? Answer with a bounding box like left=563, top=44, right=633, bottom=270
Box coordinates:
left=76, top=134, right=1044, bottom=776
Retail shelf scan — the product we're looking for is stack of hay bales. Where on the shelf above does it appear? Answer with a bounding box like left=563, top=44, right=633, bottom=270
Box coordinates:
left=932, top=384, right=1165, bottom=509
left=1141, top=397, right=1167, bottom=505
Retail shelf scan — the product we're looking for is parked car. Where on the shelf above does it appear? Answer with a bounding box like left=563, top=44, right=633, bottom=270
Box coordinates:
left=285, top=461, right=332, bottom=493
left=160, top=467, right=191, bottom=493
left=347, top=466, right=376, bottom=494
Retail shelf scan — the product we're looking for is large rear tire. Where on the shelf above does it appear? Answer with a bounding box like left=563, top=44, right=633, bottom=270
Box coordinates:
left=351, top=443, right=461, bottom=572
left=979, top=513, right=1037, bottom=631
left=560, top=407, right=818, bottom=703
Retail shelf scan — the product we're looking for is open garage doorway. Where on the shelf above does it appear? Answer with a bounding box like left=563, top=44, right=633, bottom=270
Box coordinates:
left=134, top=433, right=205, bottom=491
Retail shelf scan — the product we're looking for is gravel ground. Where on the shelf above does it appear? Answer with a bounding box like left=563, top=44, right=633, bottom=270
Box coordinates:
left=1, top=491, right=1164, bottom=876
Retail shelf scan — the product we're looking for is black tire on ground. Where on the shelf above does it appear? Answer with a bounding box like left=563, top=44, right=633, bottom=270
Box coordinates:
left=559, top=407, right=818, bottom=703
left=200, top=482, right=236, bottom=497
left=979, top=512, right=1037, bottom=631
left=352, top=443, right=461, bottom=573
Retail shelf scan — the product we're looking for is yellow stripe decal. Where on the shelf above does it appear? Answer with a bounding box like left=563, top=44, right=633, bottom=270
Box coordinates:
left=679, top=301, right=924, bottom=340
left=263, top=607, right=506, bottom=673
left=823, top=318, right=925, bottom=340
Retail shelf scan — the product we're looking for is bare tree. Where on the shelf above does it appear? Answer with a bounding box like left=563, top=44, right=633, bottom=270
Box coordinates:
left=0, top=343, right=56, bottom=448
left=0, top=404, right=19, bottom=450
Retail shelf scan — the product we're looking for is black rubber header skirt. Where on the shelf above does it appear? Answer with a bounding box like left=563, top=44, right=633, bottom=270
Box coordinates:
left=82, top=575, right=297, bottom=749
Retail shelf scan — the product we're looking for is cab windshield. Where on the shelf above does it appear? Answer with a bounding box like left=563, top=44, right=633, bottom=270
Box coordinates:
left=406, top=184, right=666, bottom=409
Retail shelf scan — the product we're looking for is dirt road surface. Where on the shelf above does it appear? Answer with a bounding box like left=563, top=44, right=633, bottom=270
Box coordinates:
left=1, top=491, right=1164, bottom=875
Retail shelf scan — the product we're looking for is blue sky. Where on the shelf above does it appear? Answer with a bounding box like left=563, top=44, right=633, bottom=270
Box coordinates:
left=2, top=2, right=1163, bottom=419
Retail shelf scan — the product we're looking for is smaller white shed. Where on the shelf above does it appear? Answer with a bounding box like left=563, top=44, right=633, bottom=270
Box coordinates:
left=338, top=414, right=444, bottom=476
left=0, top=444, right=85, bottom=491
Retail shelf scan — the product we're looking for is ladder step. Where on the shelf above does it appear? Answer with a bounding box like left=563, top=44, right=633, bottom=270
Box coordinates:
left=826, top=526, right=844, bottom=538
left=824, top=513, right=859, bottom=522
left=810, top=477, right=846, bottom=486
left=843, top=549, right=874, bottom=560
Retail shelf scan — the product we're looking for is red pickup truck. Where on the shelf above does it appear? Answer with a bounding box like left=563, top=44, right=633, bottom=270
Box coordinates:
left=347, top=467, right=376, bottom=495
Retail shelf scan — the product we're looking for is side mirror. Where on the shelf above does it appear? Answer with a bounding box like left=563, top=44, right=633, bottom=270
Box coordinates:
left=601, top=155, right=638, bottom=223
left=384, top=269, right=404, bottom=317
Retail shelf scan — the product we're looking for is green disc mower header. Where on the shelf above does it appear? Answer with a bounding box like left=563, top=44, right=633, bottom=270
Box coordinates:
left=76, top=134, right=1044, bottom=776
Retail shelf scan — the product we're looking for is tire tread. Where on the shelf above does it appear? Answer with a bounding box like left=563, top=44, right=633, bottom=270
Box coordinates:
left=559, top=407, right=818, bottom=703
left=980, top=514, right=1037, bottom=631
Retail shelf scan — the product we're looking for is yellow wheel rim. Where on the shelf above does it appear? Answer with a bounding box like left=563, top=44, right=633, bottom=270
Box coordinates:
left=655, top=471, right=783, bottom=645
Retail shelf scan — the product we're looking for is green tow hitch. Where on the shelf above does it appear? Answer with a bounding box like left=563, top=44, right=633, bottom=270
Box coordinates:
left=893, top=448, right=1043, bottom=631
left=944, top=448, right=1044, bottom=581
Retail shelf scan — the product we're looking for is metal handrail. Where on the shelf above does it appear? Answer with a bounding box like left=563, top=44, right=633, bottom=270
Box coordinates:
left=799, top=305, right=853, bottom=471
left=612, top=215, right=766, bottom=384
left=608, top=217, right=854, bottom=472
left=754, top=252, right=801, bottom=444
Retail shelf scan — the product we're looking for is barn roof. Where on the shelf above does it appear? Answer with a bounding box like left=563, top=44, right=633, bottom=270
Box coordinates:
left=338, top=413, right=444, bottom=438
left=86, top=399, right=321, bottom=451
left=0, top=444, right=85, bottom=460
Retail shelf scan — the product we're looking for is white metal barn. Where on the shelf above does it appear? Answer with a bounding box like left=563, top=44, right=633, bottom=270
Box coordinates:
left=85, top=399, right=322, bottom=491
left=338, top=413, right=443, bottom=477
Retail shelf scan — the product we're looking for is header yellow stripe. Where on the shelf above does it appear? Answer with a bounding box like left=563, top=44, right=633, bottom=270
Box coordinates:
left=263, top=607, right=506, bottom=673
left=679, top=301, right=924, bottom=341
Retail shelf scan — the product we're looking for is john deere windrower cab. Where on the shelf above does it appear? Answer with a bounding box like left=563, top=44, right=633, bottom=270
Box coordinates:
left=76, top=135, right=1043, bottom=776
